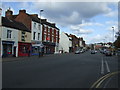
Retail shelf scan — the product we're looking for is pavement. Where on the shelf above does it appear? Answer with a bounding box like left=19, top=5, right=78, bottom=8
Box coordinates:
left=2, top=53, right=63, bottom=62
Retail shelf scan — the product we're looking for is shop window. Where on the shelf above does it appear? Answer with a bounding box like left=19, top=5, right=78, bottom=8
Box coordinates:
left=32, top=47, right=39, bottom=53
left=7, top=30, right=12, bottom=38
left=20, top=45, right=28, bottom=53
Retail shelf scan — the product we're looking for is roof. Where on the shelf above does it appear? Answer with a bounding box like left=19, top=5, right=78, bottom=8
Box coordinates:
left=41, top=19, right=59, bottom=30
left=12, top=11, right=59, bottom=30
left=2, top=17, right=31, bottom=32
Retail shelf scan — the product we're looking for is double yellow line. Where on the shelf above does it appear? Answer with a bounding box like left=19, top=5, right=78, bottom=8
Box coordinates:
left=90, top=71, right=120, bottom=88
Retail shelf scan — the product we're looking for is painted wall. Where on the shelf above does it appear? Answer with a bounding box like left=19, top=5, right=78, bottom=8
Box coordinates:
left=59, top=32, right=71, bottom=53
left=31, top=21, right=42, bottom=42
left=1, top=27, right=18, bottom=57
left=18, top=30, right=31, bottom=43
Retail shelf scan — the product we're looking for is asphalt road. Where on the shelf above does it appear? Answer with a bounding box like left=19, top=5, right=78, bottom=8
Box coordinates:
left=2, top=51, right=119, bottom=88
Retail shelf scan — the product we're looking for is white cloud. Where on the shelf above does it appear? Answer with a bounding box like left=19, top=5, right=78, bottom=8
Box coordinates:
left=31, top=2, right=111, bottom=27
left=105, top=21, right=118, bottom=25
left=104, top=10, right=118, bottom=17
left=70, top=25, right=93, bottom=35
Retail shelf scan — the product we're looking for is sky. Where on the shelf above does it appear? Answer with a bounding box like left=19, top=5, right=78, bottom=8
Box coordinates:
left=1, top=1, right=119, bottom=44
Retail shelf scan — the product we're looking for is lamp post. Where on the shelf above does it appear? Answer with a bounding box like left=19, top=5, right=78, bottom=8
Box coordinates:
left=112, top=27, right=114, bottom=43
left=112, top=27, right=115, bottom=54
left=39, top=9, right=44, bottom=57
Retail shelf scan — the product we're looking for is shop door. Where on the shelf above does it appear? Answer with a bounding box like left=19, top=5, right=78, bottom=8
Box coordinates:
left=3, top=44, right=7, bottom=57
left=13, top=46, right=16, bottom=57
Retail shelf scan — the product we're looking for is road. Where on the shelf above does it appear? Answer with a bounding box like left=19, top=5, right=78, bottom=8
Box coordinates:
left=2, top=51, right=119, bottom=88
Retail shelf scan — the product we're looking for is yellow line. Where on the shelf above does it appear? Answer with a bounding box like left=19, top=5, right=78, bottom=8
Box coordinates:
left=90, top=71, right=120, bottom=89
left=96, top=71, right=119, bottom=88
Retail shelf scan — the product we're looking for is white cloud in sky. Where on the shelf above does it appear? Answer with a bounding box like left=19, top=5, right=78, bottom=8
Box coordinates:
left=1, top=2, right=118, bottom=44
left=31, top=2, right=111, bottom=26
left=104, top=10, right=118, bottom=17
left=70, top=22, right=104, bottom=35
left=85, top=32, right=115, bottom=44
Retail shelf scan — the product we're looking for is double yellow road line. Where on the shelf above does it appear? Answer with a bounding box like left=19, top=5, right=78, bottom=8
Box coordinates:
left=90, top=71, right=120, bottom=88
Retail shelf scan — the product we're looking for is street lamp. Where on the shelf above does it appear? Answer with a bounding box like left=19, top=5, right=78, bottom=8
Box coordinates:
left=40, top=9, right=44, bottom=34
left=112, top=27, right=114, bottom=43
left=39, top=9, right=44, bottom=57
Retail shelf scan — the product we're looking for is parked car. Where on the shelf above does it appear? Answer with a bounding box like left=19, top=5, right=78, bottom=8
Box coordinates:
left=103, top=49, right=107, bottom=54
left=95, top=50, right=97, bottom=53
left=75, top=50, right=80, bottom=54
left=105, top=50, right=112, bottom=56
left=91, top=50, right=96, bottom=54
left=80, top=50, right=84, bottom=53
left=116, top=48, right=120, bottom=56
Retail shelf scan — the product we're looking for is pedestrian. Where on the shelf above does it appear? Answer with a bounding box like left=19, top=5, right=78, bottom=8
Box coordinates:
left=28, top=50, right=30, bottom=57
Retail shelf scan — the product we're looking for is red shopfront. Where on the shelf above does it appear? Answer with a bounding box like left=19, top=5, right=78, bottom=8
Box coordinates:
left=18, top=42, right=31, bottom=56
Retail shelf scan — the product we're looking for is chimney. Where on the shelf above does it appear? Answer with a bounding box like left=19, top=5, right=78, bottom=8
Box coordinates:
left=19, top=9, right=26, bottom=14
left=5, top=8, right=13, bottom=19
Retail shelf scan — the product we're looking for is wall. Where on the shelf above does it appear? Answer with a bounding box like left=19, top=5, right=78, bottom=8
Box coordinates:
left=59, top=32, right=70, bottom=53
left=18, top=30, right=31, bottom=43
left=1, top=27, right=18, bottom=57
left=31, top=21, right=42, bottom=42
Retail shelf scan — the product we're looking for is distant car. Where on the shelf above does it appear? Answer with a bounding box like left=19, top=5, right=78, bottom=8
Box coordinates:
left=91, top=50, right=96, bottom=54
left=103, top=49, right=107, bottom=54
left=116, top=49, right=120, bottom=56
left=80, top=50, right=84, bottom=53
left=95, top=50, right=97, bottom=53
left=105, top=51, right=112, bottom=56
left=75, top=50, right=80, bottom=54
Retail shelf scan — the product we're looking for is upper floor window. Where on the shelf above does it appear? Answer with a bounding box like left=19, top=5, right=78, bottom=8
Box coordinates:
left=7, top=30, right=12, bottom=38
left=44, top=35, right=46, bottom=41
left=56, top=37, right=58, bottom=43
left=34, top=22, right=36, bottom=28
left=38, top=33, right=40, bottom=40
left=56, top=31, right=58, bottom=35
left=48, top=28, right=50, bottom=33
left=52, top=37, right=54, bottom=42
left=38, top=24, right=41, bottom=30
left=21, top=31, right=25, bottom=41
left=52, top=29, right=54, bottom=34
left=33, top=32, right=36, bottom=40
left=46, top=35, right=50, bottom=42
left=44, top=27, right=47, bottom=32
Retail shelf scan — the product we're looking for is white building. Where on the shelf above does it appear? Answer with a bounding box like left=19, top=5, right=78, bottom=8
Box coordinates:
left=31, top=19, right=43, bottom=55
left=59, top=32, right=72, bottom=53
left=1, top=17, right=19, bottom=57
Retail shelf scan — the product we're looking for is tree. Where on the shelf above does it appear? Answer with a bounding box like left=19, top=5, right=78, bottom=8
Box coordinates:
left=114, top=30, right=120, bottom=48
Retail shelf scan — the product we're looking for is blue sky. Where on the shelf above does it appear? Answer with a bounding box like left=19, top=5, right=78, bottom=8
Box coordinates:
left=1, top=2, right=118, bottom=44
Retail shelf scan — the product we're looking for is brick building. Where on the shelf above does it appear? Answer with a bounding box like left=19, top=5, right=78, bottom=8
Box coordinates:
left=4, top=9, right=60, bottom=55
left=41, top=19, right=59, bottom=54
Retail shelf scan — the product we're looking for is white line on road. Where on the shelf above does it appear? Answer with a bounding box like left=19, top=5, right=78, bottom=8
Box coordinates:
left=101, top=57, right=104, bottom=75
left=105, top=60, right=110, bottom=73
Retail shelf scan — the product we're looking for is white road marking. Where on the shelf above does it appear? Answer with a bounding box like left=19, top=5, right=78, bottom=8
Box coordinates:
left=105, top=60, right=110, bottom=73
left=101, top=57, right=104, bottom=75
